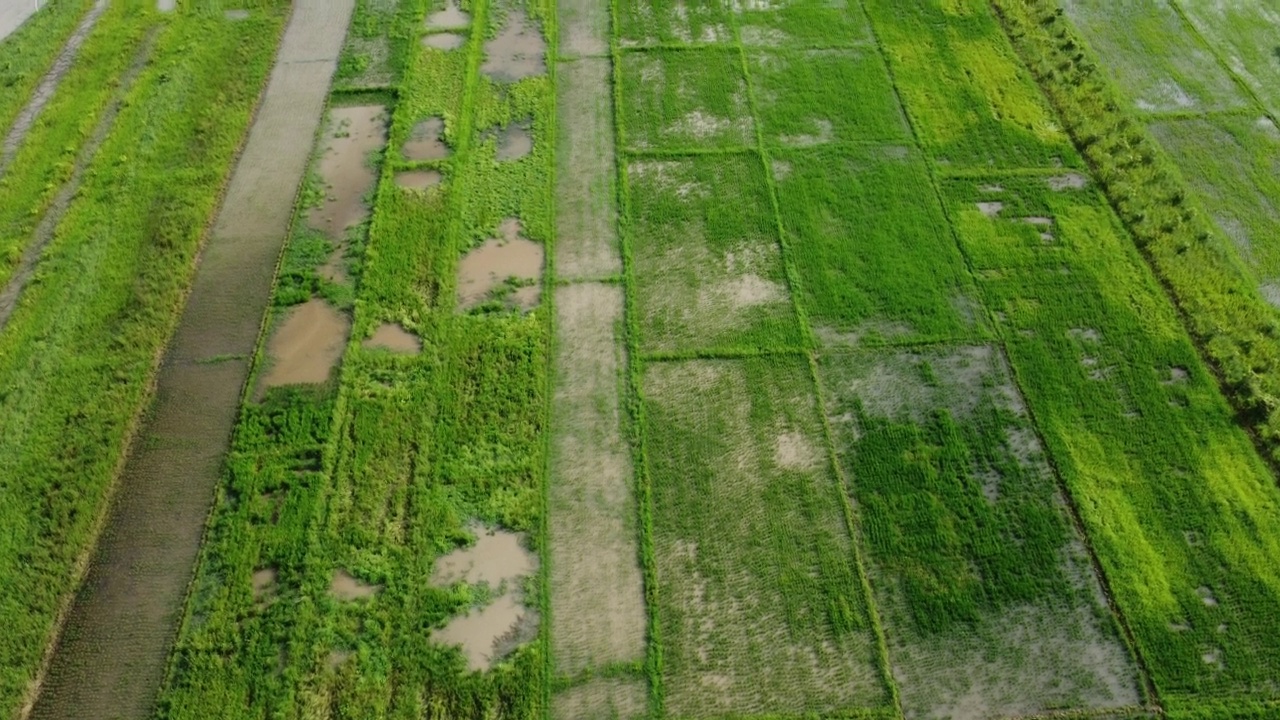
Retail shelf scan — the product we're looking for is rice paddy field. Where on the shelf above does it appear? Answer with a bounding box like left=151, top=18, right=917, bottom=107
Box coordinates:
left=2, top=0, right=1280, bottom=719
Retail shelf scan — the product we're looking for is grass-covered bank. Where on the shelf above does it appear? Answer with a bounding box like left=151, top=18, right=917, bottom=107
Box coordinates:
left=0, top=3, right=286, bottom=714
left=0, top=0, right=97, bottom=140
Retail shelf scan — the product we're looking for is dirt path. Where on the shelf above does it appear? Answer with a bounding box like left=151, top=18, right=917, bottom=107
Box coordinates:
left=0, top=0, right=107, bottom=175
left=24, top=2, right=355, bottom=719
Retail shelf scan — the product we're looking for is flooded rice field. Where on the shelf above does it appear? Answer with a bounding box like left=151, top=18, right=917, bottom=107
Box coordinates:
left=425, top=1, right=470, bottom=30
left=395, top=169, right=442, bottom=189
left=490, top=121, right=533, bottom=161
left=456, top=218, right=544, bottom=311
left=430, top=527, right=539, bottom=671
left=307, top=105, right=386, bottom=241
left=481, top=10, right=546, bottom=82
left=363, top=323, right=421, bottom=353
left=423, top=32, right=466, bottom=50
left=402, top=117, right=451, bottom=161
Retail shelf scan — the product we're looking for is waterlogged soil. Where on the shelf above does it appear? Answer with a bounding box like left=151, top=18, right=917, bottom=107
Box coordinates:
left=425, top=1, right=469, bottom=30
left=330, top=569, right=381, bottom=601
left=363, top=323, right=421, bottom=353
left=423, top=32, right=466, bottom=50
left=456, top=218, right=544, bottom=311
left=307, top=105, right=386, bottom=241
left=481, top=10, right=546, bottom=83
left=261, top=299, right=351, bottom=388
left=490, top=122, right=532, bottom=161
left=395, top=169, right=441, bottom=189
left=430, top=526, right=539, bottom=671
left=402, top=117, right=450, bottom=161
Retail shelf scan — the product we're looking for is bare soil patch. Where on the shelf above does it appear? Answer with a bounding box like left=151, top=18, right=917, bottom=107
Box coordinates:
left=251, top=568, right=277, bottom=602
left=549, top=283, right=646, bottom=673
left=362, top=323, right=420, bottom=354
left=262, top=300, right=351, bottom=388
left=456, top=218, right=544, bottom=311
left=329, top=569, right=381, bottom=601
left=395, top=169, right=441, bottom=189
left=481, top=10, right=546, bottom=83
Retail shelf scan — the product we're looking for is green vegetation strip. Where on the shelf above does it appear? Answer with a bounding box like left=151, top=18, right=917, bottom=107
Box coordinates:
left=989, top=0, right=1280, bottom=470
left=0, top=0, right=96, bottom=140
left=0, top=3, right=286, bottom=714
left=158, top=0, right=560, bottom=716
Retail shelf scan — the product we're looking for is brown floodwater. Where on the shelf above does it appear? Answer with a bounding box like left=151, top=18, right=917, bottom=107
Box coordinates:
left=402, top=117, right=451, bottom=161
left=433, top=594, right=535, bottom=671
left=261, top=299, right=351, bottom=387
left=330, top=570, right=381, bottom=601
left=456, top=218, right=544, bottom=311
left=431, top=527, right=537, bottom=588
left=492, top=122, right=532, bottom=161
left=307, top=105, right=387, bottom=241
left=423, top=32, right=466, bottom=50
left=363, top=323, right=422, bottom=353
left=481, top=10, right=546, bottom=83
left=425, top=1, right=470, bottom=30
left=395, top=169, right=442, bottom=190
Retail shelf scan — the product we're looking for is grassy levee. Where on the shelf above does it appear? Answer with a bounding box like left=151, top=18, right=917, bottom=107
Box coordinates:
left=987, top=0, right=1280, bottom=469
left=946, top=174, right=1280, bottom=718
left=0, top=2, right=158, bottom=286
left=0, top=0, right=95, bottom=139
left=0, top=3, right=286, bottom=715
left=156, top=0, right=560, bottom=716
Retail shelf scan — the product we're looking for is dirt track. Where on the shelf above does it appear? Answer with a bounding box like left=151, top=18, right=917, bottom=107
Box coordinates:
left=25, top=1, right=355, bottom=718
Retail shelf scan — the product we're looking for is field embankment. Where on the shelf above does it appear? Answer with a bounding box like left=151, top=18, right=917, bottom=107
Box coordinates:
left=0, top=0, right=98, bottom=144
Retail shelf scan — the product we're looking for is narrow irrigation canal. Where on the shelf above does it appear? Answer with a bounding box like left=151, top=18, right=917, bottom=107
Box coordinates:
left=25, top=1, right=355, bottom=717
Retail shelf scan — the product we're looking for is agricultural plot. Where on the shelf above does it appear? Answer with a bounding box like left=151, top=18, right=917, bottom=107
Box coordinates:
left=1171, top=0, right=1280, bottom=119
left=946, top=176, right=1280, bottom=716
left=820, top=345, right=1142, bottom=718
left=0, top=0, right=97, bottom=139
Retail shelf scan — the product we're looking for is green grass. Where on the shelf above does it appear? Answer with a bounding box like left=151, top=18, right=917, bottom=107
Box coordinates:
left=862, top=0, right=1080, bottom=170
left=746, top=47, right=909, bottom=147
left=1170, top=0, right=1280, bottom=119
left=947, top=175, right=1280, bottom=714
left=617, top=0, right=730, bottom=47
left=819, top=345, right=1142, bottom=717
left=772, top=145, right=982, bottom=345
left=1058, top=0, right=1247, bottom=115
left=0, top=0, right=96, bottom=139
left=0, top=3, right=286, bottom=714
left=157, top=0, right=558, bottom=716
left=0, top=1, right=158, bottom=283
left=641, top=356, right=890, bottom=718
left=625, top=152, right=802, bottom=356
left=619, top=48, right=752, bottom=151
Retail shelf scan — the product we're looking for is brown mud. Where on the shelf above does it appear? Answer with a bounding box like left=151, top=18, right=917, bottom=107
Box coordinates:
left=330, top=570, right=381, bottom=601
left=423, top=32, right=465, bottom=50
left=402, top=116, right=451, bottom=160
left=456, top=218, right=544, bottom=311
left=25, top=2, right=357, bottom=718
left=307, top=105, right=386, bottom=284
left=395, top=169, right=442, bottom=189
left=0, top=0, right=109, bottom=175
left=261, top=299, right=351, bottom=388
left=363, top=323, right=421, bottom=353
left=425, top=1, right=469, bottom=30
left=481, top=9, right=546, bottom=83
left=490, top=121, right=533, bottom=161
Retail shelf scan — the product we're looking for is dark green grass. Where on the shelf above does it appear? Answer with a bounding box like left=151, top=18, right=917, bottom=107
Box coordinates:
left=0, top=4, right=286, bottom=714
left=947, top=176, right=1280, bottom=714
left=734, top=0, right=873, bottom=47
left=0, top=0, right=96, bottom=138
left=625, top=152, right=803, bottom=355
left=618, top=47, right=752, bottom=151
left=617, top=0, right=731, bottom=47
left=746, top=47, right=909, bottom=147
left=1147, top=115, right=1280, bottom=282
left=861, top=0, right=1079, bottom=170
left=642, top=356, right=891, bottom=718
left=1057, top=0, right=1246, bottom=115
left=772, top=145, right=981, bottom=345
left=820, top=346, right=1142, bottom=716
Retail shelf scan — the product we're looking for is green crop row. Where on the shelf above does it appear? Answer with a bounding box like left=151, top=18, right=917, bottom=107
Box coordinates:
left=988, top=0, right=1280, bottom=468
left=0, top=0, right=96, bottom=139
left=0, top=3, right=287, bottom=714
left=157, top=0, right=558, bottom=716
left=0, top=1, right=159, bottom=285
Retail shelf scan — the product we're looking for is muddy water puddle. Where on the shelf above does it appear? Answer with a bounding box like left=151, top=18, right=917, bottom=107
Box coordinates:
left=261, top=299, right=351, bottom=388
left=331, top=569, right=381, bottom=601
left=396, top=169, right=442, bottom=189
left=403, top=117, right=451, bottom=161
left=426, top=1, right=470, bottom=30
left=482, top=10, right=546, bottom=82
left=431, top=526, right=539, bottom=671
left=457, top=218, right=544, bottom=311
left=488, top=122, right=532, bottom=161
left=423, top=32, right=466, bottom=50
left=309, top=105, right=386, bottom=239
left=363, top=323, right=421, bottom=353
left=252, top=568, right=277, bottom=601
